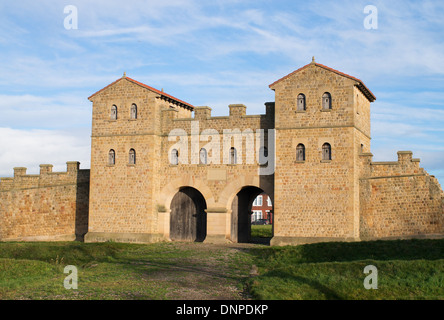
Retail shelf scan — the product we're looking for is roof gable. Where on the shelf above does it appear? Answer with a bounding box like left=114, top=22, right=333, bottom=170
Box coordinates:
left=269, top=61, right=376, bottom=102
left=88, top=75, right=194, bottom=110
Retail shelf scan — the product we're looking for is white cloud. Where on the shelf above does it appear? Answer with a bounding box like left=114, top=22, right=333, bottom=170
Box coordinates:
left=0, top=93, right=91, bottom=129
left=0, top=127, right=90, bottom=177
left=372, top=102, right=444, bottom=124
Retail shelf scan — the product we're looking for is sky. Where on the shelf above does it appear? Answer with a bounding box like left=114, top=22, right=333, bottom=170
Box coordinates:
left=0, top=0, right=443, bottom=183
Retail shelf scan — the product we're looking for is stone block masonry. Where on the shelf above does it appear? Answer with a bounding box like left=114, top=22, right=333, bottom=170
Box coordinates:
left=359, top=151, right=444, bottom=240
left=0, top=162, right=89, bottom=241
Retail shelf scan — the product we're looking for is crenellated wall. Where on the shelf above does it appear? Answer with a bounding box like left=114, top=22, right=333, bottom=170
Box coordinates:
left=0, top=162, right=89, bottom=241
left=161, top=103, right=275, bottom=137
left=359, top=151, right=444, bottom=240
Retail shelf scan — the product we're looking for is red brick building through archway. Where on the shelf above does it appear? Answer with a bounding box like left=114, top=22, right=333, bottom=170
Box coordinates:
left=251, top=192, right=273, bottom=224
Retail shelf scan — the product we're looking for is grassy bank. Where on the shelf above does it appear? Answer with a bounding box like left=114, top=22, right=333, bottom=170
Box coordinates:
left=247, top=239, right=444, bottom=299
left=0, top=238, right=443, bottom=300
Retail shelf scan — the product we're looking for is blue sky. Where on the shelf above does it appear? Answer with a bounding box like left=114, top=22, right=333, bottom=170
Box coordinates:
left=0, top=0, right=443, bottom=183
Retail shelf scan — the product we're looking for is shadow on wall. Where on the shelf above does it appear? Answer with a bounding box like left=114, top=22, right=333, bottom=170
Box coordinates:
left=75, top=169, right=90, bottom=241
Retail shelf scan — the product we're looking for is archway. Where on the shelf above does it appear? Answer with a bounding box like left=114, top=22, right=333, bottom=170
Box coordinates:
left=230, top=186, right=273, bottom=243
left=250, top=192, right=273, bottom=244
left=170, top=187, right=207, bottom=242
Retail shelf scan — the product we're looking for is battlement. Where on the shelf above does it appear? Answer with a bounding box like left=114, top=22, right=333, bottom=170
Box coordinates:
left=161, top=102, right=275, bottom=135
left=359, top=151, right=425, bottom=179
left=0, top=161, right=90, bottom=192
left=361, top=150, right=443, bottom=198
left=359, top=150, right=444, bottom=240
left=0, top=161, right=90, bottom=241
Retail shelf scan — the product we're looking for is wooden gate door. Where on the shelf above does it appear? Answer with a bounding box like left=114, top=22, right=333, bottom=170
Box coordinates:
left=170, top=188, right=206, bottom=242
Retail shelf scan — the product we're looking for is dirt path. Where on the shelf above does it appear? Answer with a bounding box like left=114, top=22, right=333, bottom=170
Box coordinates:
left=142, top=242, right=263, bottom=300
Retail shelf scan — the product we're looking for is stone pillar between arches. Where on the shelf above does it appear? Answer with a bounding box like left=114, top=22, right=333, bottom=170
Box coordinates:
left=157, top=208, right=171, bottom=241
left=204, top=208, right=228, bottom=243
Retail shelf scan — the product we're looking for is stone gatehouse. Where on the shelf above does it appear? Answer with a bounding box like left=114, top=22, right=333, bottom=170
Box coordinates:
left=1, top=59, right=443, bottom=245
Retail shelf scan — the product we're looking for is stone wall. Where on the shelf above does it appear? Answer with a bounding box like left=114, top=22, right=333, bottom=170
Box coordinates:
left=359, top=151, right=444, bottom=239
left=0, top=162, right=89, bottom=241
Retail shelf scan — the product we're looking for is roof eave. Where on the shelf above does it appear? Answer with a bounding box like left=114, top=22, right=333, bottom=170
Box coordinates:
left=88, top=76, right=195, bottom=110
left=356, top=83, right=376, bottom=102
left=269, top=62, right=376, bottom=102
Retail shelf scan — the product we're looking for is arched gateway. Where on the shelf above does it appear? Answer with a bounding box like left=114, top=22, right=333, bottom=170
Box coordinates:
left=231, top=186, right=269, bottom=243
left=170, top=187, right=207, bottom=242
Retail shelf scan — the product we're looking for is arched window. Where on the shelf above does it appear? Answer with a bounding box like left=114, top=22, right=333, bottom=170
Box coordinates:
left=259, top=146, right=268, bottom=165
left=322, top=92, right=331, bottom=110
left=229, top=147, right=237, bottom=164
left=111, top=105, right=117, bottom=120
left=129, top=148, right=136, bottom=165
left=130, top=104, right=137, bottom=119
left=108, top=149, right=115, bottom=165
left=199, top=148, right=207, bottom=165
left=322, top=143, right=331, bottom=161
left=170, top=149, right=179, bottom=165
left=297, top=93, right=306, bottom=111
left=296, top=144, right=305, bottom=161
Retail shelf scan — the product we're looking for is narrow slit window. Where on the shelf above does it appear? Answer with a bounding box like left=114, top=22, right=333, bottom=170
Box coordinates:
left=111, top=105, right=117, bottom=120
left=297, top=93, right=306, bottom=111
left=229, top=147, right=237, bottom=164
left=108, top=149, right=115, bottom=165
left=322, top=92, right=332, bottom=110
left=130, top=104, right=137, bottom=119
left=322, top=143, right=331, bottom=161
left=296, top=144, right=305, bottom=161
left=199, top=148, right=207, bottom=165
left=170, top=149, right=179, bottom=165
left=129, top=149, right=136, bottom=165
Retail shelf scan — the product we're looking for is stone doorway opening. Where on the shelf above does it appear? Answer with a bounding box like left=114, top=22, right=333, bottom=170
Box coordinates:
left=250, top=192, right=273, bottom=244
left=170, top=187, right=207, bottom=242
left=230, top=186, right=273, bottom=244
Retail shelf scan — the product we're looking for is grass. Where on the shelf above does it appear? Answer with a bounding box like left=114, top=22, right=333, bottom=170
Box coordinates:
left=251, top=225, right=273, bottom=238
left=0, top=238, right=443, bottom=300
left=0, top=241, right=253, bottom=300
left=246, top=239, right=444, bottom=300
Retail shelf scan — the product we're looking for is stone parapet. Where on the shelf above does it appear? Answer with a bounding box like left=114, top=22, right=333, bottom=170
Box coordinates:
left=0, top=162, right=89, bottom=241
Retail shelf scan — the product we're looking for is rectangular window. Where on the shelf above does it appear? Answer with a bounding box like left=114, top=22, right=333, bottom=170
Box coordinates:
left=252, top=210, right=262, bottom=221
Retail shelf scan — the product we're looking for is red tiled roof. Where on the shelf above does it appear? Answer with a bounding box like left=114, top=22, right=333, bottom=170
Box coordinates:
left=269, top=62, right=376, bottom=102
left=88, top=76, right=194, bottom=110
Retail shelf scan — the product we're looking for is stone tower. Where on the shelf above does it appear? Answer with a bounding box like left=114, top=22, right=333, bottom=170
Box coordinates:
left=269, top=58, right=376, bottom=245
left=85, top=74, right=194, bottom=243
